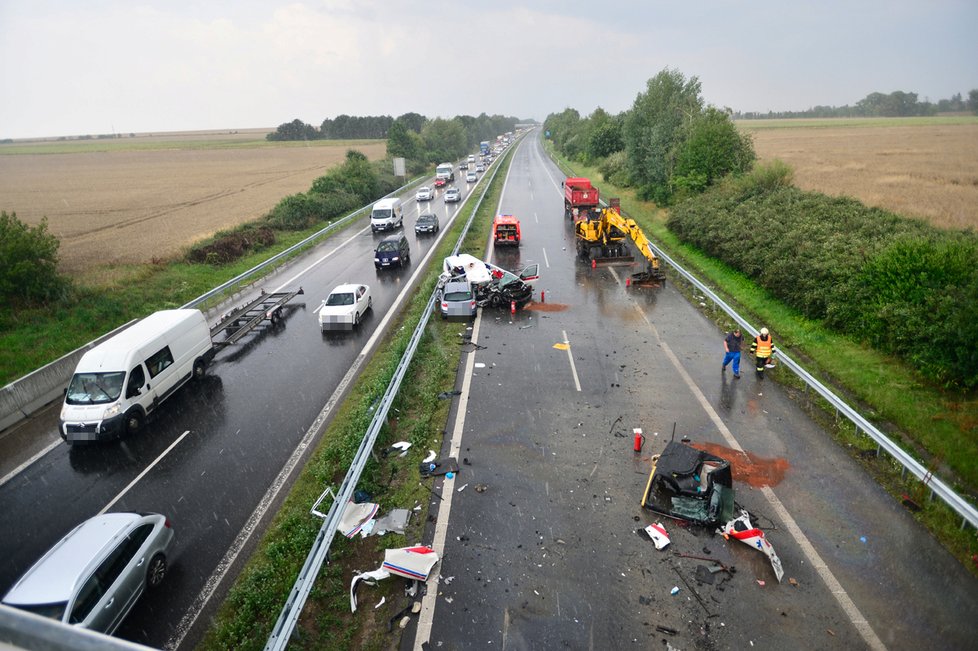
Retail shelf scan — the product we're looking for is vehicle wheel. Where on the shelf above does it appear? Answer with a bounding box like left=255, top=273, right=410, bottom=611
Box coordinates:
left=192, top=358, right=206, bottom=380
left=270, top=308, right=282, bottom=324
left=368, top=297, right=373, bottom=310
left=355, top=310, right=361, bottom=326
left=124, top=408, right=144, bottom=436
left=146, top=554, right=167, bottom=589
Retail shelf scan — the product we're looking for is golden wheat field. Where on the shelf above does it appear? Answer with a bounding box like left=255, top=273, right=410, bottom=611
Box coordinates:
left=0, top=130, right=386, bottom=277
left=741, top=119, right=978, bottom=230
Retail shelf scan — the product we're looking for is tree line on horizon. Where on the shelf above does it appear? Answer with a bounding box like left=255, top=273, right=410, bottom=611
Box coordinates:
left=734, top=88, right=978, bottom=119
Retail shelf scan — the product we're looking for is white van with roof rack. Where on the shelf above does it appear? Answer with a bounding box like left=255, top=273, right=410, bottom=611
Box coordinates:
left=59, top=309, right=214, bottom=443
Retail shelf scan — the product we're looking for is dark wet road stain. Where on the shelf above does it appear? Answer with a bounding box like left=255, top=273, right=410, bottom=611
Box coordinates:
left=524, top=302, right=569, bottom=312
left=691, top=441, right=790, bottom=488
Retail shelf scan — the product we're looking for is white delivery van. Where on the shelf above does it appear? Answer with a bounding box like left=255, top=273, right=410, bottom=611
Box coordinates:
left=370, top=197, right=403, bottom=232
left=435, top=163, right=455, bottom=183
left=59, top=309, right=215, bottom=443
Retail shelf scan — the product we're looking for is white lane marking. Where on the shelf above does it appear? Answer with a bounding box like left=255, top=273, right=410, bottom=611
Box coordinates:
left=534, top=211, right=539, bottom=224
left=620, top=280, right=885, bottom=650
left=0, top=439, right=62, bottom=488
left=98, top=430, right=190, bottom=515
left=542, top=247, right=550, bottom=268
left=415, top=140, right=520, bottom=649
left=562, top=330, right=582, bottom=392
left=273, top=224, right=371, bottom=292
left=414, top=309, right=484, bottom=649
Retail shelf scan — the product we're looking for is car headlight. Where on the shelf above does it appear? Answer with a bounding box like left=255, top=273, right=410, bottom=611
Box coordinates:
left=103, top=403, right=122, bottom=419
left=374, top=257, right=380, bottom=262
left=392, top=256, right=399, bottom=261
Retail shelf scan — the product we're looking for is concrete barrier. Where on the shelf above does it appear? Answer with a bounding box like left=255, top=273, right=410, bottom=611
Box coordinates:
left=0, top=320, right=137, bottom=433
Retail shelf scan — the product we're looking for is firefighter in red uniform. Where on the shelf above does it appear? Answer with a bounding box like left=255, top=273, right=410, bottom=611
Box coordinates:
left=750, top=327, right=775, bottom=379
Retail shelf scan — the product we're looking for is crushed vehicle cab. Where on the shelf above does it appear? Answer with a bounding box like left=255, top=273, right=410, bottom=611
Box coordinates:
left=439, top=254, right=537, bottom=309
left=492, top=214, right=521, bottom=246
left=640, top=440, right=735, bottom=527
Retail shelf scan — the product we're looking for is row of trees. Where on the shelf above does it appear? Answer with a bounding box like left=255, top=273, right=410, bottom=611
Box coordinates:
left=267, top=111, right=521, bottom=153
left=545, top=68, right=756, bottom=205
left=735, top=89, right=978, bottom=119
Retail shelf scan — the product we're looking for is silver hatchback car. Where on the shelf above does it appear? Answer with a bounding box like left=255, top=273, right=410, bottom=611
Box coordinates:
left=2, top=512, right=174, bottom=635
left=439, top=280, right=477, bottom=318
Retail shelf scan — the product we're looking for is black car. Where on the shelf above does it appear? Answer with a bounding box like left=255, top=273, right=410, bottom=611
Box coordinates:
left=375, top=234, right=410, bottom=269
left=415, top=213, right=440, bottom=235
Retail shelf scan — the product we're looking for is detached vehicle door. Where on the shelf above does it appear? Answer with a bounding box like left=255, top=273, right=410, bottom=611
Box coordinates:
left=518, top=264, right=539, bottom=285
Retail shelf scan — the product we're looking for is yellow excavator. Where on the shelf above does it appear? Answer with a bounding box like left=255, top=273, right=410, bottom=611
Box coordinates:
left=574, top=199, right=666, bottom=284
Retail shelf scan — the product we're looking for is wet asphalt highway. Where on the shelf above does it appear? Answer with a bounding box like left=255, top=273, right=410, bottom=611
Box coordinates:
left=412, top=135, right=978, bottom=650
left=0, top=167, right=486, bottom=648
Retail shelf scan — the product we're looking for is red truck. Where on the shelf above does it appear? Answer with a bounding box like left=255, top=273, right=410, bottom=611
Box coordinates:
left=563, top=177, right=599, bottom=222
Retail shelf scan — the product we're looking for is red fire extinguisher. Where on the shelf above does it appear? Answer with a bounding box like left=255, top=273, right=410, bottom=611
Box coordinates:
left=633, top=428, right=645, bottom=452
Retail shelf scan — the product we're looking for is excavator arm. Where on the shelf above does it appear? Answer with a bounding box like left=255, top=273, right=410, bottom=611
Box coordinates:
left=600, top=210, right=666, bottom=283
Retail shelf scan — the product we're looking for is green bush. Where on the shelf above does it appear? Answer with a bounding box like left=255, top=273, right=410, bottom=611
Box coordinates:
left=599, top=150, right=631, bottom=187
left=186, top=226, right=276, bottom=265
left=667, top=182, right=978, bottom=388
left=0, top=211, right=69, bottom=305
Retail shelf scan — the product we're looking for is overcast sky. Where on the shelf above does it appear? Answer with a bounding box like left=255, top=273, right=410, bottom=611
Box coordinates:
left=1, top=0, right=976, bottom=139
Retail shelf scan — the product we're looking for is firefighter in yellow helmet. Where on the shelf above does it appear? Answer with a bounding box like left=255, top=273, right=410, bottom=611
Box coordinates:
left=750, top=327, right=775, bottom=379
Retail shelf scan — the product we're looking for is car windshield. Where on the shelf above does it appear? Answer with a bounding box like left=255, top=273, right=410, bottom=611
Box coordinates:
left=496, top=271, right=521, bottom=288
left=419, top=215, right=435, bottom=223
left=11, top=601, right=67, bottom=622
left=444, top=290, right=473, bottom=301
left=377, top=241, right=398, bottom=252
left=65, top=371, right=126, bottom=405
left=372, top=209, right=392, bottom=220
left=325, top=292, right=354, bottom=306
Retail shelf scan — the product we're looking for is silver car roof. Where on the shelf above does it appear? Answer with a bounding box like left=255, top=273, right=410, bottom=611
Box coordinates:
left=3, top=513, right=142, bottom=605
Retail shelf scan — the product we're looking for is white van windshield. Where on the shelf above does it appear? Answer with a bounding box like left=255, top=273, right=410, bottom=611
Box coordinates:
left=66, top=371, right=126, bottom=405
left=372, top=209, right=392, bottom=220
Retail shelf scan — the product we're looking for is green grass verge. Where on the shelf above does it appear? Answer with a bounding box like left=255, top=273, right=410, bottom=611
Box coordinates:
left=735, top=116, right=978, bottom=130
left=197, top=149, right=512, bottom=650
left=0, top=208, right=379, bottom=385
left=543, top=142, right=978, bottom=574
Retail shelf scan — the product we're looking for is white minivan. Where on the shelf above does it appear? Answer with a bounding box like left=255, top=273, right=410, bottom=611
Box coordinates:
left=59, top=309, right=215, bottom=443
left=370, top=197, right=403, bottom=232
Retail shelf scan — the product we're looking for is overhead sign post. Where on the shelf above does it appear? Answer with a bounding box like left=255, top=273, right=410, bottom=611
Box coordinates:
left=393, top=157, right=406, bottom=179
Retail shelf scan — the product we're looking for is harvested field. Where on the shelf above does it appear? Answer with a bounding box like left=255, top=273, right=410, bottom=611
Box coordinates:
left=740, top=119, right=978, bottom=230
left=0, top=132, right=386, bottom=280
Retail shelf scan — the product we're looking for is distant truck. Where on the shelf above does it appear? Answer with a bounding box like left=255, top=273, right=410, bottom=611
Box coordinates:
left=436, top=163, right=455, bottom=184
left=563, top=177, right=599, bottom=222
left=480, top=141, right=490, bottom=155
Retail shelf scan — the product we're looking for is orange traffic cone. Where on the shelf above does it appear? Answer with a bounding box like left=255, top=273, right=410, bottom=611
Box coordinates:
left=591, top=259, right=597, bottom=269
left=626, top=277, right=631, bottom=287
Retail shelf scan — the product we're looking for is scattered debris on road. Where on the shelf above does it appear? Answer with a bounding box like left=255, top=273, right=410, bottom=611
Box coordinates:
left=718, top=510, right=784, bottom=582
left=641, top=441, right=735, bottom=527
left=643, top=522, right=671, bottom=550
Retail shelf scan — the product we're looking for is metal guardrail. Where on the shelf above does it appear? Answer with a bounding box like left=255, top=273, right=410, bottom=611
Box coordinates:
left=264, top=148, right=508, bottom=651
left=541, top=156, right=978, bottom=530
left=647, top=240, right=978, bottom=530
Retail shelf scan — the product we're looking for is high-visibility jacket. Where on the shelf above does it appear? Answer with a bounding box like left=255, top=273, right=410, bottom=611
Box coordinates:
left=753, top=335, right=773, bottom=358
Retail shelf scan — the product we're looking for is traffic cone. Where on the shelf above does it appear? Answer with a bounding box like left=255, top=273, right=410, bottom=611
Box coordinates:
left=591, top=259, right=597, bottom=269
left=510, top=300, right=516, bottom=315
left=626, top=277, right=631, bottom=287
left=541, top=290, right=546, bottom=303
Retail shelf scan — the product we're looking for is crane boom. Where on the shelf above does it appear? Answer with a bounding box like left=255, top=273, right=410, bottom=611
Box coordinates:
left=574, top=202, right=666, bottom=284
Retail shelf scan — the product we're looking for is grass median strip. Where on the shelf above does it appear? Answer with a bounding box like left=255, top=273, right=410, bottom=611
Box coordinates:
left=198, top=150, right=512, bottom=651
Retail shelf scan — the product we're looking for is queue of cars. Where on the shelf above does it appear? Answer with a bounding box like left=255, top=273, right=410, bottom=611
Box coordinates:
left=1, top=142, right=518, bottom=642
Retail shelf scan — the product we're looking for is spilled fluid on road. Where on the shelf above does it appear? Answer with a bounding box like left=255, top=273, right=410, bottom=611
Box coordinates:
left=691, top=441, right=790, bottom=488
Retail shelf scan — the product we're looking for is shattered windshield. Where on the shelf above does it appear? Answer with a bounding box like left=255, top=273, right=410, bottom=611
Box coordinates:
left=326, top=292, right=354, bottom=306
left=65, top=371, right=126, bottom=405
